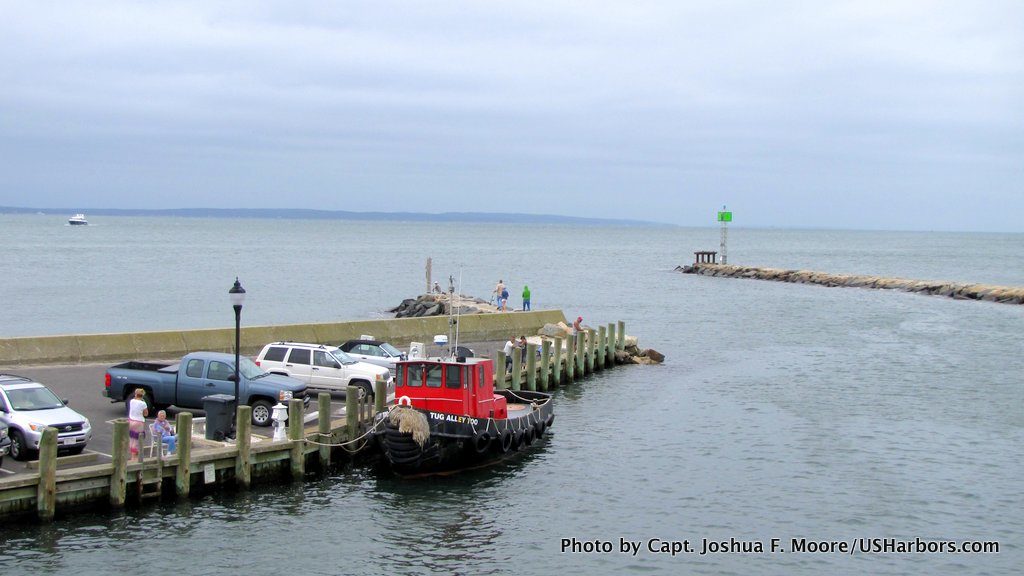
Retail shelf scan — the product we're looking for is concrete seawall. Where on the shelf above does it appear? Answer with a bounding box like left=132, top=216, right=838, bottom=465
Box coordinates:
left=0, top=310, right=567, bottom=366
left=677, top=264, right=1024, bottom=305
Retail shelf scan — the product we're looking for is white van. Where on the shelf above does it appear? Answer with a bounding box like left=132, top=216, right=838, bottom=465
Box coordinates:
left=255, top=342, right=393, bottom=399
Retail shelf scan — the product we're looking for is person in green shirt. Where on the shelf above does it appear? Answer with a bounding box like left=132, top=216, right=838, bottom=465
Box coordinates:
left=522, top=285, right=531, bottom=311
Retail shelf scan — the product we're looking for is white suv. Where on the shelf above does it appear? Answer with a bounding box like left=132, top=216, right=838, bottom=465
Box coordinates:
left=255, top=342, right=394, bottom=399
left=0, top=374, right=93, bottom=461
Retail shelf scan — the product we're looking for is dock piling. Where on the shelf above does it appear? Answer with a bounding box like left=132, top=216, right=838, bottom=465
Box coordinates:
left=576, top=332, right=585, bottom=377
left=318, top=393, right=331, bottom=469
left=526, top=343, right=537, bottom=391
left=552, top=337, right=563, bottom=386
left=288, top=398, right=304, bottom=480
left=236, top=406, right=252, bottom=489
left=37, top=427, right=57, bottom=521
left=597, top=326, right=606, bottom=370
left=587, top=329, right=596, bottom=373
left=511, top=350, right=522, bottom=391
left=566, top=334, right=576, bottom=383
left=110, top=419, right=128, bottom=506
left=617, top=321, right=625, bottom=350
left=539, top=339, right=551, bottom=391
left=495, top=351, right=507, bottom=389
left=175, top=413, right=192, bottom=498
left=607, top=322, right=616, bottom=364
left=346, top=387, right=359, bottom=439
left=375, top=380, right=387, bottom=414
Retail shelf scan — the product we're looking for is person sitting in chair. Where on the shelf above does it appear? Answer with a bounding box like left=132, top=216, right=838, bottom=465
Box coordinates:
left=151, top=410, right=177, bottom=455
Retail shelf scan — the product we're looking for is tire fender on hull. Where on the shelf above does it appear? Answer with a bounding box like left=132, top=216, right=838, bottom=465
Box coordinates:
left=511, top=429, right=523, bottom=451
left=473, top=432, right=491, bottom=454
left=498, top=431, right=513, bottom=453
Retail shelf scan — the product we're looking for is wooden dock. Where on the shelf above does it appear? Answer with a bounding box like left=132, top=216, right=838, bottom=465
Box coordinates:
left=1, top=321, right=631, bottom=522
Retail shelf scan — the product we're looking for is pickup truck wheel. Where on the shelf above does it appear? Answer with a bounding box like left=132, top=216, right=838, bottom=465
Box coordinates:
left=251, top=400, right=274, bottom=427
left=125, top=388, right=156, bottom=416
left=353, top=381, right=373, bottom=400
left=10, top=430, right=34, bottom=461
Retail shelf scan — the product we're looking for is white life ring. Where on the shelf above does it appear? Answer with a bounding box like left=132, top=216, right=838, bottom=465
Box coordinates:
left=397, top=395, right=412, bottom=406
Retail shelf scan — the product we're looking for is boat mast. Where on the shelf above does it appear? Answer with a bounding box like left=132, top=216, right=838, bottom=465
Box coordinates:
left=454, top=269, right=463, bottom=356
left=447, top=274, right=456, bottom=358
left=443, top=271, right=466, bottom=358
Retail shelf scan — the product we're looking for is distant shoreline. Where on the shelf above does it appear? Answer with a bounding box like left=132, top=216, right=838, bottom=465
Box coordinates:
left=0, top=206, right=672, bottom=227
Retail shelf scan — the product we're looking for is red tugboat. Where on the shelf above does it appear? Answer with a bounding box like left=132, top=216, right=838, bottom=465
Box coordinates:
left=375, top=355, right=554, bottom=475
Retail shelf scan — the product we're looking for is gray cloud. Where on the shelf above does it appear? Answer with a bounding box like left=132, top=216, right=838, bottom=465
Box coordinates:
left=1, top=1, right=1021, bottom=230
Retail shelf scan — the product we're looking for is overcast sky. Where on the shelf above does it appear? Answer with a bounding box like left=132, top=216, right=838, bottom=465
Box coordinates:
left=1, top=1, right=1021, bottom=231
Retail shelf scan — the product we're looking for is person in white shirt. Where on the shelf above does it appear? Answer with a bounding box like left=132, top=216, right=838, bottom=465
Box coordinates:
left=127, top=388, right=149, bottom=458
left=502, top=337, right=514, bottom=373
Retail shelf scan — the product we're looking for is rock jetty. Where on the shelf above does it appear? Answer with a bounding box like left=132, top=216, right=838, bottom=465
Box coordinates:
left=676, top=264, right=1024, bottom=305
left=389, top=293, right=501, bottom=318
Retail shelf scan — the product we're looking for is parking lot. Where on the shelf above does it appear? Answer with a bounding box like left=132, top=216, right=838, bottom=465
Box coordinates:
left=0, top=362, right=351, bottom=477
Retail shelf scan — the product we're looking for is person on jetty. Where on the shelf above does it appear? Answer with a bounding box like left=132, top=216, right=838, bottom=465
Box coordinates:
left=151, top=410, right=177, bottom=455
left=572, top=316, right=583, bottom=335
left=522, top=284, right=531, bottom=311
left=519, top=336, right=528, bottom=364
left=127, top=388, right=148, bottom=458
left=492, top=279, right=505, bottom=305
left=503, top=337, right=515, bottom=373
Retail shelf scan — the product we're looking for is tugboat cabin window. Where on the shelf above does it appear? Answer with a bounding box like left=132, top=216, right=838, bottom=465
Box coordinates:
left=407, top=364, right=424, bottom=387
left=395, top=366, right=404, bottom=387
left=445, top=366, right=466, bottom=389
left=425, top=364, right=442, bottom=388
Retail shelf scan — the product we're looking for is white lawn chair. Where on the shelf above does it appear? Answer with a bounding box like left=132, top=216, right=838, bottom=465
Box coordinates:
left=145, top=423, right=170, bottom=459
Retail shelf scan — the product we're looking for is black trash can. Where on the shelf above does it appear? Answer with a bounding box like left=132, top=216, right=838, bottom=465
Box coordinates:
left=202, top=394, right=237, bottom=441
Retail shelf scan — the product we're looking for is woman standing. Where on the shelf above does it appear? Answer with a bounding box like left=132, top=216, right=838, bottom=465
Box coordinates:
left=127, top=388, right=149, bottom=458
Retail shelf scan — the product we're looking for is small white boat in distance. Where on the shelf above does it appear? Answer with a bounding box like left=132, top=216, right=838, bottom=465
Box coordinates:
left=68, top=213, right=88, bottom=225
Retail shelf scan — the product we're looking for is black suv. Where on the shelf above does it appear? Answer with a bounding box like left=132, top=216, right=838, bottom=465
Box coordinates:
left=338, top=339, right=408, bottom=370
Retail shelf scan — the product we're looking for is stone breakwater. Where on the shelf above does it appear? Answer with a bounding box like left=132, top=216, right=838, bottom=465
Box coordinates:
left=390, top=293, right=503, bottom=318
left=676, top=264, right=1024, bottom=305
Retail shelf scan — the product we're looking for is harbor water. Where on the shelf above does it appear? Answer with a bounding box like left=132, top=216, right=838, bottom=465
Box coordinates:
left=0, top=214, right=1021, bottom=575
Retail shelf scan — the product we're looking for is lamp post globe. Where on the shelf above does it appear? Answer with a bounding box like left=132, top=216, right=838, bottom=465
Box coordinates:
left=228, top=278, right=246, bottom=430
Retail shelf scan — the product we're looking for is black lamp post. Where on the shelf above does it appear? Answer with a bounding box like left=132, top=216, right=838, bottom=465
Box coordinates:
left=228, top=278, right=246, bottom=426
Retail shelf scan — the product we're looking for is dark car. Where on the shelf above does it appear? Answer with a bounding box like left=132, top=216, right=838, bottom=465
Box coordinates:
left=338, top=339, right=407, bottom=370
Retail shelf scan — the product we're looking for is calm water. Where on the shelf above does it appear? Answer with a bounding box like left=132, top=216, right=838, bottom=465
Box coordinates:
left=1, top=214, right=1022, bottom=575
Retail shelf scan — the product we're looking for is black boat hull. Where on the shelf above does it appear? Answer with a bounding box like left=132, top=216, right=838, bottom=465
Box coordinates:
left=376, top=389, right=554, bottom=475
